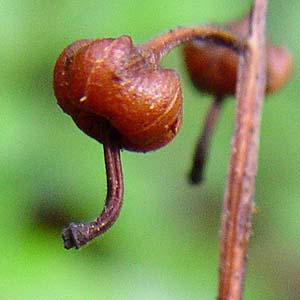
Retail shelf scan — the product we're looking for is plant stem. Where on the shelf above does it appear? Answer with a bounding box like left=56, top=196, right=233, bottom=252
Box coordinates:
left=62, top=129, right=124, bottom=249
left=218, top=1, right=267, bottom=299
left=189, top=96, right=223, bottom=184
left=140, top=26, right=245, bottom=62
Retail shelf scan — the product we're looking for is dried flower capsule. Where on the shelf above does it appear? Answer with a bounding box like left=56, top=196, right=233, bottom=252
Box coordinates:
left=54, top=36, right=182, bottom=152
left=183, top=15, right=292, bottom=97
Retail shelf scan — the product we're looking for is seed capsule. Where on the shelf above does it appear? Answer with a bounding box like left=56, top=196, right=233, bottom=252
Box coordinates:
left=54, top=36, right=182, bottom=152
left=183, top=15, right=292, bottom=97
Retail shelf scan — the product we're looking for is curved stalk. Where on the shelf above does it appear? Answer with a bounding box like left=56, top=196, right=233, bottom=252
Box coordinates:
left=140, top=25, right=245, bottom=62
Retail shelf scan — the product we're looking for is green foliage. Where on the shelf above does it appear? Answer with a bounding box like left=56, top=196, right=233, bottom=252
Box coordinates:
left=1, top=0, right=299, bottom=299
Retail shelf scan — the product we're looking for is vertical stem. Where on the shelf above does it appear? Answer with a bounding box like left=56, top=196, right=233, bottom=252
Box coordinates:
left=218, top=1, right=267, bottom=299
left=189, top=96, right=223, bottom=184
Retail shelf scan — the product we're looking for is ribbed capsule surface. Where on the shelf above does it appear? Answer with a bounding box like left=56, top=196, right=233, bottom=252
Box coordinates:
left=54, top=36, right=182, bottom=152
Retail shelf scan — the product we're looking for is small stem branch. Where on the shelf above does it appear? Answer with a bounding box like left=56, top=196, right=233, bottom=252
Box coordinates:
left=189, top=96, right=223, bottom=184
left=140, top=26, right=245, bottom=62
left=218, top=1, right=267, bottom=299
left=62, top=129, right=124, bottom=249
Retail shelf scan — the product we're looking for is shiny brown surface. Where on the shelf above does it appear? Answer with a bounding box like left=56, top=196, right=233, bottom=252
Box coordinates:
left=53, top=36, right=182, bottom=152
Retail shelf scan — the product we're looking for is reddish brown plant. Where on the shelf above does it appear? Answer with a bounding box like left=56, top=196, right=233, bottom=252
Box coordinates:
left=53, top=26, right=244, bottom=249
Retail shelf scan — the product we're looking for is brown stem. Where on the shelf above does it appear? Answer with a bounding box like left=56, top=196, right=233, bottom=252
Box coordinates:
left=189, top=96, right=223, bottom=184
left=218, top=1, right=267, bottom=300
left=62, top=129, right=124, bottom=249
left=140, top=26, right=245, bottom=62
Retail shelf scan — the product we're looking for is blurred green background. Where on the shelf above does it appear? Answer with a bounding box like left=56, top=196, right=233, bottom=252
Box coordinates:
left=1, top=1, right=299, bottom=299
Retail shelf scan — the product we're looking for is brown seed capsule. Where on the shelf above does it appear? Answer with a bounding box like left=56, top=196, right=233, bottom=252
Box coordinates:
left=53, top=36, right=182, bottom=152
left=184, top=14, right=292, bottom=184
left=183, top=15, right=292, bottom=97
left=53, top=26, right=245, bottom=249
